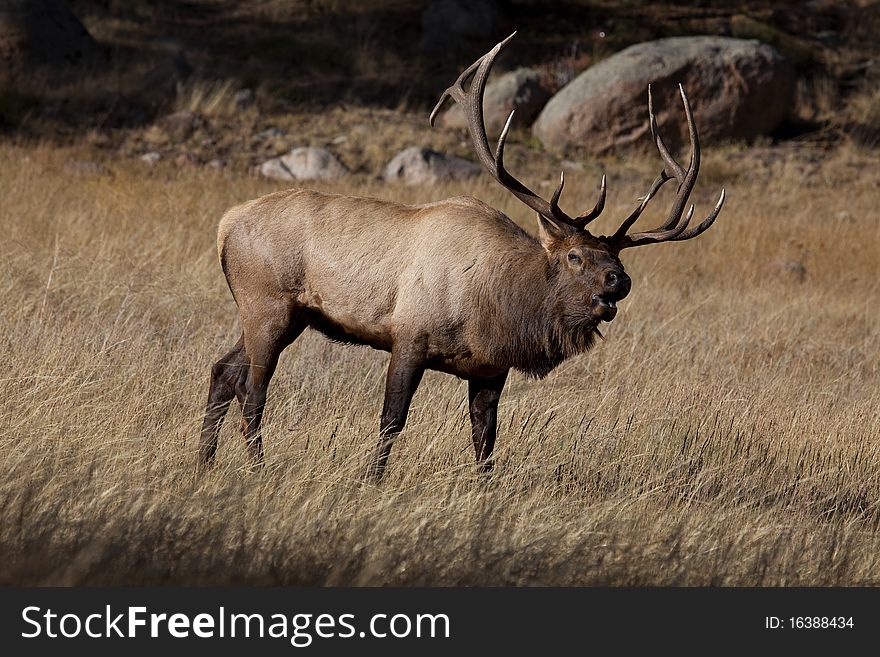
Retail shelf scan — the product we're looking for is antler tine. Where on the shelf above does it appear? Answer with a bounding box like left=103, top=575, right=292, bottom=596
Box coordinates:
left=607, top=84, right=686, bottom=241
left=656, top=84, right=700, bottom=231
left=495, top=109, right=514, bottom=168
left=624, top=203, right=695, bottom=248
left=430, top=32, right=588, bottom=230
left=573, top=174, right=606, bottom=227
left=671, top=188, right=725, bottom=241
left=430, top=58, right=484, bottom=127
left=609, top=170, right=670, bottom=241
left=649, top=84, right=686, bottom=182
left=612, top=84, right=719, bottom=250
left=495, top=107, right=603, bottom=230
left=550, top=171, right=565, bottom=217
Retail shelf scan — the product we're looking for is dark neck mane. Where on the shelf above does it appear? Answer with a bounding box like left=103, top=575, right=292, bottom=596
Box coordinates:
left=480, top=249, right=598, bottom=379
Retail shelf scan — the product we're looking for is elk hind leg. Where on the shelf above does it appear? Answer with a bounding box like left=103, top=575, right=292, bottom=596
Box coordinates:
left=237, top=304, right=306, bottom=467
left=468, top=371, right=508, bottom=473
left=199, top=335, right=247, bottom=468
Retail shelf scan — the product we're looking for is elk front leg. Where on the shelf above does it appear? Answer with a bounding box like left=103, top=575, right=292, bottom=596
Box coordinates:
left=367, top=344, right=425, bottom=482
left=468, top=371, right=508, bottom=473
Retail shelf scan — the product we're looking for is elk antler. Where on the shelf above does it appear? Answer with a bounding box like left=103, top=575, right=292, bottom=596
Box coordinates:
left=608, top=84, right=725, bottom=250
left=430, top=32, right=606, bottom=231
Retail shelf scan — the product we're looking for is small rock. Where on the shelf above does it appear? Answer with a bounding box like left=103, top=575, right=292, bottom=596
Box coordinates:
left=383, top=147, right=481, bottom=185
left=140, top=151, right=161, bottom=165
left=174, top=152, right=199, bottom=167
left=156, top=110, right=204, bottom=140
left=331, top=135, right=348, bottom=145
left=234, top=88, right=255, bottom=109
left=260, top=147, right=348, bottom=182
left=257, top=127, right=285, bottom=140
left=143, top=125, right=168, bottom=146
left=207, top=159, right=226, bottom=169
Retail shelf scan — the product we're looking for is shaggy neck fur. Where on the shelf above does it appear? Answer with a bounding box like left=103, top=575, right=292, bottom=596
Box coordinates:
left=481, top=247, right=598, bottom=379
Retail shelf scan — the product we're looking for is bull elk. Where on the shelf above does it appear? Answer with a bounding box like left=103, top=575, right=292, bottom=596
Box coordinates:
left=199, top=32, right=725, bottom=479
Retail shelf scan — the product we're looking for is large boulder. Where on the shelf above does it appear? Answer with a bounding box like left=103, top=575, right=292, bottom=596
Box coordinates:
left=420, top=0, right=506, bottom=54
left=533, top=36, right=795, bottom=154
left=439, top=67, right=551, bottom=134
left=260, top=147, right=348, bottom=182
left=0, top=0, right=100, bottom=79
left=383, top=147, right=481, bottom=185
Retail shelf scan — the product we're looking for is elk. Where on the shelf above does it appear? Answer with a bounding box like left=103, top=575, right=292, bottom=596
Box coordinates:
left=199, top=32, right=724, bottom=479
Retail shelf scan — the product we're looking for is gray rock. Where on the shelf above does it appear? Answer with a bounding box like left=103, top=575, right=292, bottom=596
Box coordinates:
left=257, top=127, right=285, bottom=140
left=383, top=147, right=481, bottom=185
left=155, top=110, right=204, bottom=139
left=140, top=151, right=162, bottom=165
left=440, top=67, right=551, bottom=134
left=174, top=152, right=199, bottom=167
left=420, top=0, right=506, bottom=53
left=259, top=158, right=292, bottom=181
left=234, top=88, right=254, bottom=109
left=260, top=147, right=348, bottom=182
left=533, top=36, right=796, bottom=154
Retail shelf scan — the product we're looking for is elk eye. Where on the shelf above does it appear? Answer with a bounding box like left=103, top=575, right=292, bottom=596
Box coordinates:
left=567, top=251, right=582, bottom=264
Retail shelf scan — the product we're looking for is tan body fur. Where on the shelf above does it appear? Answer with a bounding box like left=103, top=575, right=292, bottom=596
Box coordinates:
left=218, top=188, right=588, bottom=380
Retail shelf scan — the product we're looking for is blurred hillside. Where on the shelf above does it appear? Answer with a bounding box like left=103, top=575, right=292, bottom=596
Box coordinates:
left=1, top=1, right=879, bottom=170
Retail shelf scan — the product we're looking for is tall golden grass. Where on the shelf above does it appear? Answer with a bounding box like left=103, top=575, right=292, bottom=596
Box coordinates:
left=1, top=141, right=878, bottom=585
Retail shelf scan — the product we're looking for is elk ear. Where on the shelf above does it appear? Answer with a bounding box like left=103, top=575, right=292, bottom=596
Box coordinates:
left=536, top=213, right=567, bottom=252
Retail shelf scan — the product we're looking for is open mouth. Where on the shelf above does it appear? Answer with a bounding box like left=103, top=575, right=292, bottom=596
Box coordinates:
left=591, top=294, right=619, bottom=321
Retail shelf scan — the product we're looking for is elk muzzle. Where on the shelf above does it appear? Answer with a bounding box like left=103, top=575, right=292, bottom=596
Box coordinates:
left=591, top=269, right=631, bottom=322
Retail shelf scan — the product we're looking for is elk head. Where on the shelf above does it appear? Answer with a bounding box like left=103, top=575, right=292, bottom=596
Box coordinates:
left=430, top=32, right=725, bottom=328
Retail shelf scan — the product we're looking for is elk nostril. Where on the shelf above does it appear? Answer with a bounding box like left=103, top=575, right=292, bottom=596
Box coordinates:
left=606, top=270, right=630, bottom=295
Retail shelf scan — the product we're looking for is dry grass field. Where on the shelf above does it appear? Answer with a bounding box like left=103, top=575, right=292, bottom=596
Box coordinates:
left=0, top=137, right=878, bottom=586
